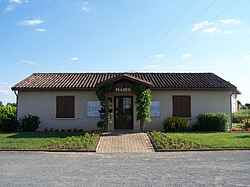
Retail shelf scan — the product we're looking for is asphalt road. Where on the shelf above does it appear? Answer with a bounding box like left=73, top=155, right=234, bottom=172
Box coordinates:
left=0, top=151, right=249, bottom=187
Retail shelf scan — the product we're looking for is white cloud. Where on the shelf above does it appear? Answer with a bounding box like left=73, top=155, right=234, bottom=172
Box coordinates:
left=243, top=55, right=250, bottom=60
left=4, top=5, right=15, bottom=13
left=204, top=27, right=232, bottom=34
left=21, top=60, right=35, bottom=64
left=0, top=90, right=8, bottom=94
left=82, top=6, right=90, bottom=12
left=181, top=53, right=192, bottom=59
left=192, top=20, right=214, bottom=32
left=4, top=0, right=29, bottom=13
left=153, top=54, right=165, bottom=58
left=220, top=19, right=242, bottom=24
left=36, top=28, right=47, bottom=32
left=19, top=19, right=45, bottom=26
left=204, top=27, right=220, bottom=33
left=70, top=57, right=79, bottom=61
left=9, top=0, right=28, bottom=4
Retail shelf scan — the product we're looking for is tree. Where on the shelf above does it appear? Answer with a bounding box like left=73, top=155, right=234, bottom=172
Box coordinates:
left=6, top=103, right=16, bottom=107
left=131, top=84, right=151, bottom=131
left=245, top=103, right=250, bottom=109
left=0, top=101, right=3, bottom=107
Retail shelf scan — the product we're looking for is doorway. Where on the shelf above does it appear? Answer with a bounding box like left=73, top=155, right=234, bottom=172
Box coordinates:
left=114, top=96, right=133, bottom=129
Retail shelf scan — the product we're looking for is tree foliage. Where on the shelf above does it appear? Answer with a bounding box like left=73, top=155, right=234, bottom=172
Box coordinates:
left=131, top=84, right=151, bottom=122
left=96, top=84, right=115, bottom=129
left=0, top=105, right=17, bottom=132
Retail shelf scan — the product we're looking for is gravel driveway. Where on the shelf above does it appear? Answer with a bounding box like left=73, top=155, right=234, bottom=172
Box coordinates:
left=0, top=151, right=249, bottom=186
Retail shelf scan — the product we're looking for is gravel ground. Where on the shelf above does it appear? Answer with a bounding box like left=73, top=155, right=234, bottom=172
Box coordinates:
left=0, top=151, right=249, bottom=187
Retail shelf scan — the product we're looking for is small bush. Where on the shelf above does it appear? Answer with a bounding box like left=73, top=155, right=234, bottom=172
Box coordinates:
left=163, top=116, right=189, bottom=132
left=97, top=120, right=104, bottom=129
left=232, top=110, right=250, bottom=123
left=0, top=105, right=18, bottom=132
left=243, top=118, right=250, bottom=128
left=19, top=114, right=40, bottom=132
left=194, top=113, right=228, bottom=132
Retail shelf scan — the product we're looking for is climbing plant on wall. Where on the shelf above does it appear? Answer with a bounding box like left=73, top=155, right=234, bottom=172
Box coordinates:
left=96, top=83, right=151, bottom=131
left=131, top=84, right=152, bottom=131
left=96, top=84, right=115, bottom=129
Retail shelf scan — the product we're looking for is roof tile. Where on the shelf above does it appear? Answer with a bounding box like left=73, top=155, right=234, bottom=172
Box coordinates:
left=11, top=72, right=237, bottom=91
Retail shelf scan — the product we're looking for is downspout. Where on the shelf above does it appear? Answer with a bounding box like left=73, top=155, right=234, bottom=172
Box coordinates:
left=14, top=90, right=18, bottom=122
left=229, top=91, right=233, bottom=129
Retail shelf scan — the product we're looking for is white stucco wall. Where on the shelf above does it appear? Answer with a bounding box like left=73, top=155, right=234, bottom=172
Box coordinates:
left=17, top=90, right=231, bottom=131
left=17, top=90, right=100, bottom=131
left=145, top=90, right=231, bottom=131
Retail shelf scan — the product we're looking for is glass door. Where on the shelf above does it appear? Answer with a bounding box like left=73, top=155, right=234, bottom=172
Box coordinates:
left=114, top=96, right=133, bottom=129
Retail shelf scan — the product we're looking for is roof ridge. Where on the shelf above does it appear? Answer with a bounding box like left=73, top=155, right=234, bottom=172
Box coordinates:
left=31, top=72, right=215, bottom=74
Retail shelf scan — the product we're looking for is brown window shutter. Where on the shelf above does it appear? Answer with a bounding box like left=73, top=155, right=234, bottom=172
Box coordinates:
left=65, top=96, right=75, bottom=118
left=173, top=96, right=191, bottom=117
left=181, top=96, right=191, bottom=117
left=56, top=96, right=65, bottom=118
left=173, top=96, right=181, bottom=116
left=56, top=96, right=75, bottom=118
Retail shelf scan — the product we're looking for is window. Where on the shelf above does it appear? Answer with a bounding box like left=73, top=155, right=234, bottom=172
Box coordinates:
left=87, top=101, right=100, bottom=117
left=172, top=96, right=191, bottom=117
left=56, top=96, right=75, bottom=118
left=150, top=101, right=160, bottom=117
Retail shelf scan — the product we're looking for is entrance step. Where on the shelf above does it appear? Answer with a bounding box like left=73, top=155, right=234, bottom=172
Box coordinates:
left=96, top=131, right=154, bottom=153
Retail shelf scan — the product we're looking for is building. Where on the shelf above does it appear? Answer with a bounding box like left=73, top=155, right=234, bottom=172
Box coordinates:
left=11, top=72, right=238, bottom=131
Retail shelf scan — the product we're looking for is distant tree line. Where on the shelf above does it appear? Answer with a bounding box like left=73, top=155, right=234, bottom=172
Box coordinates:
left=240, top=103, right=250, bottom=110
left=0, top=101, right=16, bottom=107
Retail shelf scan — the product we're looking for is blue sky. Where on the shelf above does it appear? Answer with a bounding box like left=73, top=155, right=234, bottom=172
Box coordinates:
left=0, top=0, right=249, bottom=104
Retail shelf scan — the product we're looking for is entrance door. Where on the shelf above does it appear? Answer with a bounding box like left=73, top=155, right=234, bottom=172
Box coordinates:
left=114, top=96, right=133, bottom=129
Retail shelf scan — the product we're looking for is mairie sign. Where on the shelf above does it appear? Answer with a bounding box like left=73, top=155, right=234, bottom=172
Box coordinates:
left=115, top=87, right=132, bottom=92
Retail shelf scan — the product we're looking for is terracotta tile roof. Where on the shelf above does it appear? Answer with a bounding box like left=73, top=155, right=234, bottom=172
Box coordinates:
left=96, top=74, right=153, bottom=87
left=11, top=72, right=237, bottom=91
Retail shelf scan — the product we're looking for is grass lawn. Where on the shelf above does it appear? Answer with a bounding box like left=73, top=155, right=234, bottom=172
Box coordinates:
left=0, top=132, right=100, bottom=150
left=150, top=131, right=250, bottom=149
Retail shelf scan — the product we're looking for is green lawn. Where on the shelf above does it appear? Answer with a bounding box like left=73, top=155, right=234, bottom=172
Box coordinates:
left=0, top=132, right=100, bottom=150
left=150, top=131, right=250, bottom=149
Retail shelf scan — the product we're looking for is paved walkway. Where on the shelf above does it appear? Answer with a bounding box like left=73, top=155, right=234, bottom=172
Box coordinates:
left=96, top=130, right=154, bottom=153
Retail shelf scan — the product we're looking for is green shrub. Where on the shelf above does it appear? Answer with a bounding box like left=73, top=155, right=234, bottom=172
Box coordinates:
left=195, top=113, right=228, bottom=132
left=97, top=120, right=104, bottom=129
left=19, top=114, right=40, bottom=132
left=243, top=118, right=250, bottom=128
left=232, top=110, right=250, bottom=123
left=163, top=116, right=189, bottom=132
left=0, top=105, right=18, bottom=132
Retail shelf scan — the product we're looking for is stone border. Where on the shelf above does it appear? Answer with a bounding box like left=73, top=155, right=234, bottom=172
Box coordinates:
left=147, top=132, right=250, bottom=152
left=0, top=149, right=96, bottom=152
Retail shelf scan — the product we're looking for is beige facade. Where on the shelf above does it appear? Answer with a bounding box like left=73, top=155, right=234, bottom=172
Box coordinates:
left=17, top=89, right=231, bottom=131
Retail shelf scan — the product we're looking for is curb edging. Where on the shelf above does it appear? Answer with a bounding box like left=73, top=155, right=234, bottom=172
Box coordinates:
left=0, top=149, right=96, bottom=152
